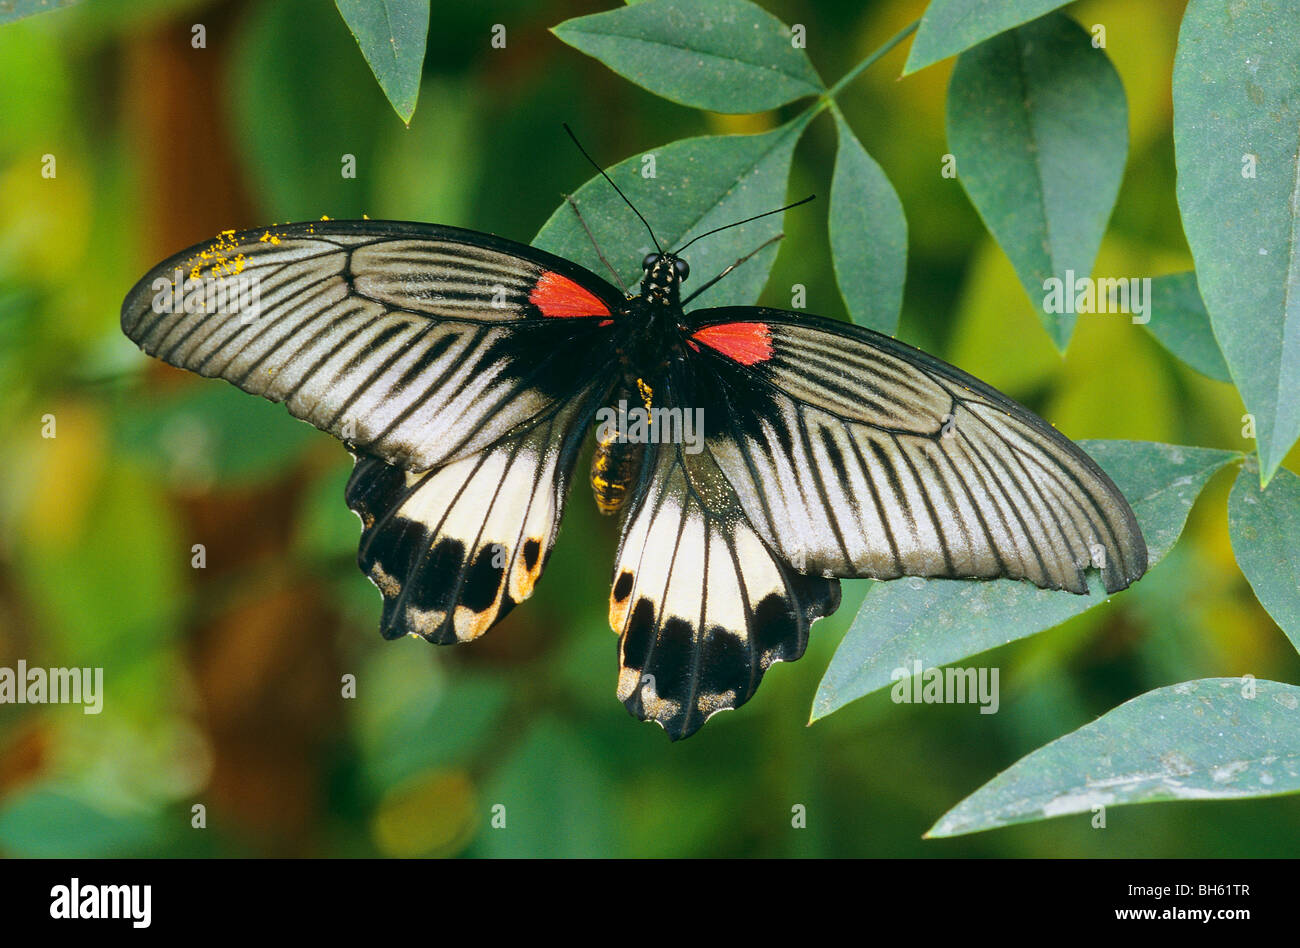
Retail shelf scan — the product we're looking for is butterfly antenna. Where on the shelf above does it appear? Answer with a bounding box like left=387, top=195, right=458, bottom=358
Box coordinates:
left=674, top=195, right=815, bottom=255
left=681, top=232, right=785, bottom=306
left=563, top=123, right=662, bottom=254
left=563, top=194, right=629, bottom=294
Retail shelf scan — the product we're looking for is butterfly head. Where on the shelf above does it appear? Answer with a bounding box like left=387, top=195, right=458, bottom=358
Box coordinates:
left=640, top=252, right=689, bottom=306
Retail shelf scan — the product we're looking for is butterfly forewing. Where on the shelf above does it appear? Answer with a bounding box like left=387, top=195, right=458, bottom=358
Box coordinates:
left=684, top=308, right=1147, bottom=594
left=120, top=221, right=623, bottom=473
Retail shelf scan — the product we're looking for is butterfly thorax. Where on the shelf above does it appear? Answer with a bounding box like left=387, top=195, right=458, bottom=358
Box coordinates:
left=590, top=254, right=689, bottom=514
left=613, top=253, right=690, bottom=369
left=640, top=253, right=686, bottom=307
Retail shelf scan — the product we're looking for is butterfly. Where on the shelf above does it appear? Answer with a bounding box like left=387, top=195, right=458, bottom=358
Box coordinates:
left=121, top=178, right=1147, bottom=740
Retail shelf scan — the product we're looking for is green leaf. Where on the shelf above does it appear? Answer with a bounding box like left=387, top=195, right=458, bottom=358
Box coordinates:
left=1229, top=464, right=1300, bottom=653
left=903, top=0, right=1073, bottom=75
left=928, top=678, right=1300, bottom=837
left=552, top=0, right=821, bottom=114
left=477, top=718, right=619, bottom=857
left=829, top=111, right=907, bottom=335
left=334, top=0, right=430, bottom=124
left=0, top=0, right=82, bottom=27
left=1142, top=271, right=1231, bottom=382
left=1173, top=0, right=1300, bottom=485
left=812, top=442, right=1240, bottom=722
left=534, top=117, right=809, bottom=309
left=946, top=13, right=1128, bottom=350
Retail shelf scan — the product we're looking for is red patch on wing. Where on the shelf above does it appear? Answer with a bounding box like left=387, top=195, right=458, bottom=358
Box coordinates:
left=529, top=271, right=611, bottom=318
left=691, top=322, right=774, bottom=365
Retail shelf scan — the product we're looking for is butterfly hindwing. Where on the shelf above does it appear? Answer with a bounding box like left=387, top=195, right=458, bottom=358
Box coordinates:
left=346, top=384, right=606, bottom=644
left=685, top=308, right=1147, bottom=595
left=609, top=380, right=840, bottom=740
left=120, top=221, right=622, bottom=473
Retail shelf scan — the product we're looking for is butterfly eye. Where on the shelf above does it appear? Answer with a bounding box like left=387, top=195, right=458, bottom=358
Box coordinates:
left=642, top=252, right=660, bottom=272
left=673, top=258, right=690, bottom=281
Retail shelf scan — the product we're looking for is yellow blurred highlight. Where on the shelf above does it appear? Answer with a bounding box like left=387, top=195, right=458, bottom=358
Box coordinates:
left=1050, top=316, right=1174, bottom=442
left=706, top=113, right=777, bottom=136
left=15, top=401, right=106, bottom=548
left=1196, top=469, right=1284, bottom=669
left=1076, top=0, right=1181, bottom=155
left=0, top=159, right=91, bottom=283
left=52, top=713, right=214, bottom=812
left=371, top=769, right=478, bottom=858
left=857, top=1, right=962, bottom=257
left=947, top=239, right=1062, bottom=395
left=877, top=0, right=949, bottom=125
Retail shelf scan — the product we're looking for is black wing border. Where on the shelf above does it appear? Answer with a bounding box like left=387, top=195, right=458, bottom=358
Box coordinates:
left=121, top=219, right=628, bottom=327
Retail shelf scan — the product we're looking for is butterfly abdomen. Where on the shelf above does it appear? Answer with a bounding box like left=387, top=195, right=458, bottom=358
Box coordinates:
left=591, top=375, right=658, bottom=515
left=591, top=425, right=643, bottom=515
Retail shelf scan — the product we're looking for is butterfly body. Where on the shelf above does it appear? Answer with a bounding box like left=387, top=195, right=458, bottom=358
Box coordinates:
left=589, top=253, right=700, bottom=516
left=590, top=403, right=645, bottom=515
left=122, top=219, right=1148, bottom=740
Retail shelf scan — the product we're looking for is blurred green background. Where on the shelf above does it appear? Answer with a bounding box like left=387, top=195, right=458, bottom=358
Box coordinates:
left=1, top=0, right=1297, bottom=857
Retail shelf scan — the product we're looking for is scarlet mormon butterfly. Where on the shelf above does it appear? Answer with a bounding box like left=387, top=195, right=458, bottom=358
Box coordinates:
left=121, top=133, right=1147, bottom=740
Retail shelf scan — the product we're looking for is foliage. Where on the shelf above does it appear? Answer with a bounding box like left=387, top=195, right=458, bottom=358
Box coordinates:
left=334, top=0, right=430, bottom=124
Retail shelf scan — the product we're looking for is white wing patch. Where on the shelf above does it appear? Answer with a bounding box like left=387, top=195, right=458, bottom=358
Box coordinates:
left=346, top=390, right=599, bottom=645
left=609, top=441, right=840, bottom=741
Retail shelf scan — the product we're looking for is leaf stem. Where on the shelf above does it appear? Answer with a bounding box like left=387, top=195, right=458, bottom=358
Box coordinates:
left=823, top=18, right=920, bottom=103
